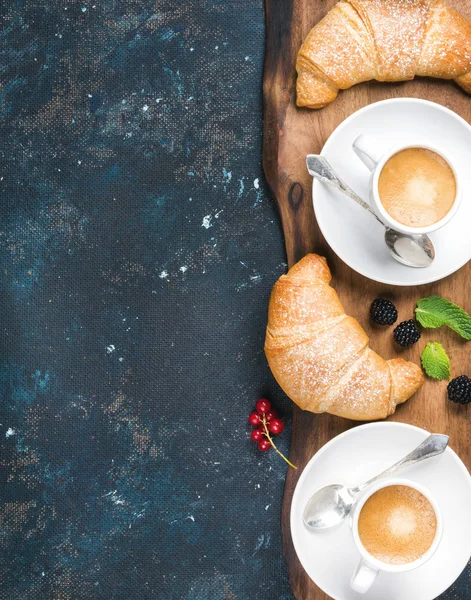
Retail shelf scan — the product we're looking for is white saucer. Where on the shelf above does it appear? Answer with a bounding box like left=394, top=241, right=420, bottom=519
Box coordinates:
left=313, top=98, right=471, bottom=286
left=290, top=422, right=471, bottom=600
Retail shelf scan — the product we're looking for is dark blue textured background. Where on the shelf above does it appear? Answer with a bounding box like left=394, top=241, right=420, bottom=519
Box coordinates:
left=0, top=1, right=468, bottom=598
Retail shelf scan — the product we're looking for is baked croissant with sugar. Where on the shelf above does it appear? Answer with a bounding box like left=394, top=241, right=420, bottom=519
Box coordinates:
left=297, top=0, right=471, bottom=108
left=264, top=255, right=423, bottom=420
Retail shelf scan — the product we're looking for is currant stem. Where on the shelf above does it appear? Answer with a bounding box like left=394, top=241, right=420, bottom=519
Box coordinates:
left=261, top=416, right=297, bottom=470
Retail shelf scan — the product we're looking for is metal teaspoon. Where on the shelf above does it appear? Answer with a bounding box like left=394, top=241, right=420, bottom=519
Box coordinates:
left=303, top=433, right=448, bottom=530
left=306, top=155, right=435, bottom=268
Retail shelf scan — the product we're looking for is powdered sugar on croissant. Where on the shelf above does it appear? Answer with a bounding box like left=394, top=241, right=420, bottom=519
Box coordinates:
left=296, top=0, right=471, bottom=108
left=264, top=254, right=423, bottom=420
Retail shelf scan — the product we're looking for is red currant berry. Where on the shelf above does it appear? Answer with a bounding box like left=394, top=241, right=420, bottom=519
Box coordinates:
left=248, top=412, right=261, bottom=426
left=251, top=428, right=264, bottom=442
left=265, top=410, right=277, bottom=422
left=268, top=418, right=284, bottom=434
left=256, top=398, right=271, bottom=414
left=258, top=438, right=272, bottom=452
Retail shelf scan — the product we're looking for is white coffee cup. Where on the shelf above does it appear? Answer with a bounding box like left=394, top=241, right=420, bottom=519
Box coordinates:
left=352, top=134, right=461, bottom=236
left=350, top=477, right=443, bottom=594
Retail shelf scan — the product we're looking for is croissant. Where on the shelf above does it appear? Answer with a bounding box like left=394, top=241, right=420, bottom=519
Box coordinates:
left=296, top=0, right=471, bottom=108
left=264, top=254, right=423, bottom=420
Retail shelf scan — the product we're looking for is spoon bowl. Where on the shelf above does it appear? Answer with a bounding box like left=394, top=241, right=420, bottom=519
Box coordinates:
left=303, top=484, right=357, bottom=529
left=385, top=229, right=435, bottom=268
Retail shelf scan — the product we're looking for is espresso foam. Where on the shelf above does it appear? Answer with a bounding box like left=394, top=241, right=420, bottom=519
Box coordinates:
left=358, top=485, right=437, bottom=565
left=378, top=148, right=456, bottom=228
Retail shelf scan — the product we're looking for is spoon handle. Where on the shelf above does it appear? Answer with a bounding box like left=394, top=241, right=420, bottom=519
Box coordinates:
left=356, top=434, right=449, bottom=492
left=306, top=154, right=384, bottom=226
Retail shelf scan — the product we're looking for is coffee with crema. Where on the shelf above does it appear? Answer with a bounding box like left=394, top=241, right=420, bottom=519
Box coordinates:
left=378, top=148, right=456, bottom=228
left=358, top=485, right=437, bottom=565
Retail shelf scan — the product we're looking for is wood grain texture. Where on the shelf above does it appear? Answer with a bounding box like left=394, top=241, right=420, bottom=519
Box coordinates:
left=262, top=1, right=471, bottom=598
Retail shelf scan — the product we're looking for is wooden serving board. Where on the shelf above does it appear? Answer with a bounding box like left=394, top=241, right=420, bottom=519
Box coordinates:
left=262, top=1, right=471, bottom=598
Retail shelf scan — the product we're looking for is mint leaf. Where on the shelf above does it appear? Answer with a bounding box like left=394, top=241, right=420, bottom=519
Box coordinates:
left=414, top=311, right=444, bottom=329
left=420, top=342, right=450, bottom=380
left=415, top=296, right=471, bottom=340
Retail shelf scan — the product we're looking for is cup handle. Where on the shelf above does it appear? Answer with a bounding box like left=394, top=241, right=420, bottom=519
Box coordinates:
left=350, top=559, right=379, bottom=594
left=352, top=134, right=383, bottom=172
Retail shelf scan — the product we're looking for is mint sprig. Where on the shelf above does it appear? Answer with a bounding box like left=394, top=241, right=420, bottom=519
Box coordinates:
left=420, top=342, right=450, bottom=380
left=415, top=296, right=471, bottom=340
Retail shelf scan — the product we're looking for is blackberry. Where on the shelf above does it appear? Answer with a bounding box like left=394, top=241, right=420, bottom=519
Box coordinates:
left=370, top=298, right=398, bottom=326
left=448, top=376, right=471, bottom=405
left=393, top=320, right=421, bottom=347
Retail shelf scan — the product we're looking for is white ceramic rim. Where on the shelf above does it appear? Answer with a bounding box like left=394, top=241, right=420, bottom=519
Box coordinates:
left=371, top=143, right=461, bottom=235
left=312, top=98, right=471, bottom=286
left=290, top=421, right=471, bottom=600
left=351, top=477, right=443, bottom=573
